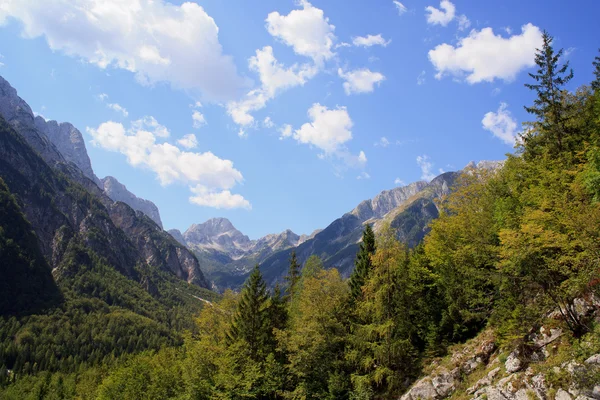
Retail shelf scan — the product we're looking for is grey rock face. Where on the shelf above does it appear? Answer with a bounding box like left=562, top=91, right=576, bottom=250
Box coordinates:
left=0, top=75, right=64, bottom=166
left=102, top=176, right=163, bottom=228
left=168, top=229, right=187, bottom=246
left=34, top=116, right=99, bottom=185
left=184, top=218, right=304, bottom=261
left=351, top=181, right=429, bottom=222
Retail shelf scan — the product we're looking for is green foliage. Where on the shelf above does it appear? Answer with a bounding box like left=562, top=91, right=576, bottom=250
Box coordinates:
left=0, top=178, right=62, bottom=316
left=524, top=30, right=574, bottom=156
left=349, top=224, right=376, bottom=302
left=284, top=250, right=301, bottom=298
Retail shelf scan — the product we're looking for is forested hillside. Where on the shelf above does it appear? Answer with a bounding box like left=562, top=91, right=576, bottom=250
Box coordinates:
left=1, top=32, right=600, bottom=399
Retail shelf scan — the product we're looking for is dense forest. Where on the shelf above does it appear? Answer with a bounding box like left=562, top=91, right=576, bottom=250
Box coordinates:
left=1, top=32, right=600, bottom=399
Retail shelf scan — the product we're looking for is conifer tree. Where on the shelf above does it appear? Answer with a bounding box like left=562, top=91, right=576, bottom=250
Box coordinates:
left=227, top=265, right=272, bottom=361
left=524, top=30, right=574, bottom=154
left=349, top=224, right=376, bottom=301
left=284, top=250, right=301, bottom=298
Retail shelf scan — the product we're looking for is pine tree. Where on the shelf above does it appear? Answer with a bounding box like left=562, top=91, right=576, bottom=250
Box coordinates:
left=524, top=30, right=574, bottom=154
left=227, top=265, right=272, bottom=361
left=349, top=224, right=376, bottom=301
left=269, top=284, right=288, bottom=332
left=284, top=250, right=301, bottom=298
left=592, top=49, right=600, bottom=91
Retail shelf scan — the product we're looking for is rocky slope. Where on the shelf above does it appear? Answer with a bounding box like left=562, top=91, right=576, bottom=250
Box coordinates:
left=399, top=295, right=600, bottom=400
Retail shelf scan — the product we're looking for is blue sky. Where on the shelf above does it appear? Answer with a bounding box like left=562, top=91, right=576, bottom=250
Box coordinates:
left=1, top=0, right=599, bottom=239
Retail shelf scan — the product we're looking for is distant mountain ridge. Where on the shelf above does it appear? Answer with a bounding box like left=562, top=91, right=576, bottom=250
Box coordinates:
left=183, top=161, right=501, bottom=291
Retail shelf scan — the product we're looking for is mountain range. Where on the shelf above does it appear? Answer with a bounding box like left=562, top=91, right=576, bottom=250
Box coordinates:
left=0, top=73, right=500, bottom=295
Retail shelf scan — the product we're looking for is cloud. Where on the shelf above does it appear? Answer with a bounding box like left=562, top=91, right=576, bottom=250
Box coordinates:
left=97, top=93, right=128, bottom=117
left=482, top=102, right=518, bottom=145
left=263, top=117, right=274, bottom=128
left=284, top=103, right=366, bottom=169
left=192, top=110, right=207, bottom=128
left=177, top=133, right=198, bottom=149
left=393, top=1, right=408, bottom=15
left=279, top=124, right=293, bottom=139
left=266, top=0, right=336, bottom=64
left=0, top=0, right=246, bottom=101
left=293, top=103, right=352, bottom=153
left=417, top=70, right=426, bottom=85
left=457, top=14, right=471, bottom=31
left=425, top=0, right=455, bottom=26
left=352, top=34, right=391, bottom=48
left=107, top=102, right=128, bottom=117
left=338, top=68, right=385, bottom=95
left=357, top=172, right=371, bottom=180
left=189, top=185, right=251, bottom=210
left=417, top=155, right=436, bottom=181
left=131, top=116, right=170, bottom=138
left=394, top=177, right=405, bottom=185
left=428, top=23, right=543, bottom=83
left=87, top=118, right=249, bottom=209
left=227, top=46, right=317, bottom=127
left=374, top=137, right=390, bottom=147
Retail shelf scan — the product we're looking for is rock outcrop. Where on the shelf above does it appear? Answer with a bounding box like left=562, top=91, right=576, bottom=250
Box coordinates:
left=102, top=176, right=163, bottom=228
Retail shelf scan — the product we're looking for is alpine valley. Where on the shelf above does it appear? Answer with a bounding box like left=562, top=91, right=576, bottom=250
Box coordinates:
left=1, top=14, right=600, bottom=400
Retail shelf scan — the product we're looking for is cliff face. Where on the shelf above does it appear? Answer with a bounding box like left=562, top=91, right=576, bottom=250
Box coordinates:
left=102, top=176, right=163, bottom=228
left=0, top=75, right=209, bottom=289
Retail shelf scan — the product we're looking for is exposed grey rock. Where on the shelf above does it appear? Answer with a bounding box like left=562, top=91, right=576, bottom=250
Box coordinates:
left=557, top=389, right=573, bottom=400
left=34, top=116, right=99, bottom=185
left=401, top=378, right=438, bottom=400
left=0, top=75, right=64, bottom=166
left=168, top=229, right=187, bottom=246
left=585, top=354, right=600, bottom=364
left=102, top=176, right=163, bottom=228
left=505, top=352, right=523, bottom=373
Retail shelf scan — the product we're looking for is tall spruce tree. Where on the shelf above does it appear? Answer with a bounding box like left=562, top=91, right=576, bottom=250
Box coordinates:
left=349, top=224, right=376, bottom=302
left=285, top=250, right=301, bottom=298
left=592, top=49, right=600, bottom=91
left=228, top=265, right=272, bottom=361
left=524, top=30, right=574, bottom=154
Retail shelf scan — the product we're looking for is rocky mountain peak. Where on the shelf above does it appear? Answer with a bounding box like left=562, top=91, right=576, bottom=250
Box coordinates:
left=34, top=116, right=99, bottom=184
left=101, top=176, right=163, bottom=228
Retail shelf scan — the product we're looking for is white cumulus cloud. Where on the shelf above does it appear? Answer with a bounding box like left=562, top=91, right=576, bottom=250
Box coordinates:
left=87, top=118, right=249, bottom=209
left=352, top=34, right=390, bottom=48
left=482, top=102, right=518, bottom=145
left=189, top=185, right=251, bottom=210
left=177, top=133, right=198, bottom=149
left=0, top=0, right=246, bottom=101
left=286, top=103, right=366, bottom=169
left=293, top=103, right=352, bottom=153
left=425, top=0, right=456, bottom=26
left=227, top=46, right=317, bottom=127
left=338, top=68, right=385, bottom=95
left=394, top=177, right=405, bottom=185
left=266, top=0, right=336, bottom=64
left=428, top=23, right=543, bottom=83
